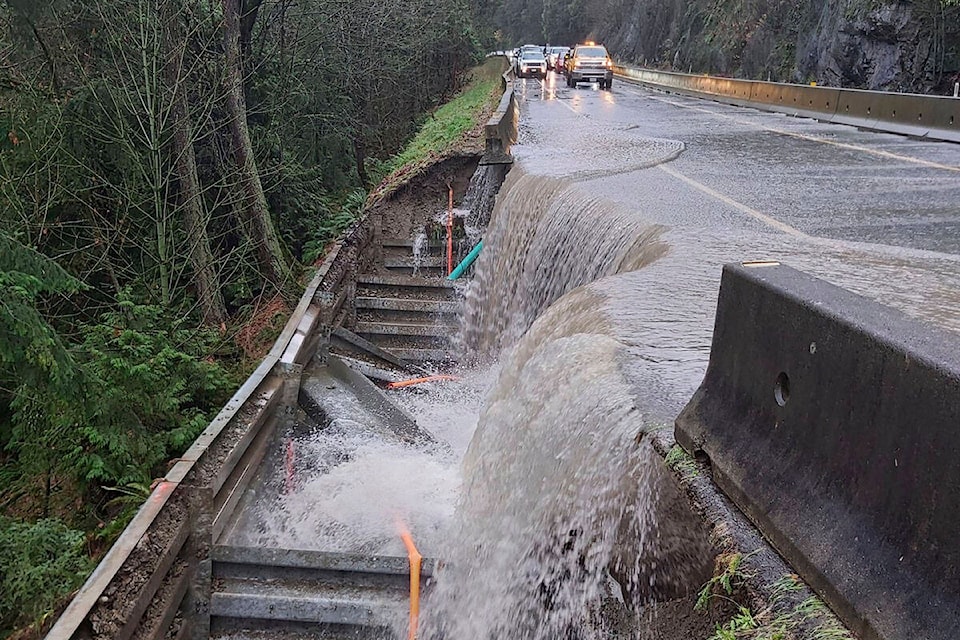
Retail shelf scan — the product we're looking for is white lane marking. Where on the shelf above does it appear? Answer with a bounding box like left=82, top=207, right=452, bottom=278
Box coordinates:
left=527, top=79, right=805, bottom=236
left=658, top=164, right=810, bottom=238
left=619, top=83, right=960, bottom=173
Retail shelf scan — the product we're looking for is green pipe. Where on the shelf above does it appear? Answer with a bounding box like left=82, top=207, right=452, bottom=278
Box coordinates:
left=447, top=240, right=483, bottom=280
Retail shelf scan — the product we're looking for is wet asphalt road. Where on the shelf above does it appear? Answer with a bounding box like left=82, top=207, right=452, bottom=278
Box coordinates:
left=516, top=72, right=960, bottom=255
left=506, top=71, right=960, bottom=417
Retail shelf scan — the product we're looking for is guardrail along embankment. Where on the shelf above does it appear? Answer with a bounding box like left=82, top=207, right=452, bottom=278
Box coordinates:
left=615, top=66, right=960, bottom=143
left=45, top=215, right=372, bottom=640
left=46, top=58, right=521, bottom=640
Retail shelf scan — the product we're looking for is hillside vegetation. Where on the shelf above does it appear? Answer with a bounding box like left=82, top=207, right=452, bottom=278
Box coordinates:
left=0, top=0, right=485, bottom=634
left=495, top=0, right=960, bottom=93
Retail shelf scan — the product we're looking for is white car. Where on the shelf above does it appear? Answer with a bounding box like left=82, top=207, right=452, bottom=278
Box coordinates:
left=546, top=46, right=569, bottom=71
left=517, top=51, right=547, bottom=78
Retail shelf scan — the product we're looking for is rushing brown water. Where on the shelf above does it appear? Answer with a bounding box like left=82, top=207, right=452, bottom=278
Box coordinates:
left=459, top=166, right=670, bottom=359
left=422, top=126, right=960, bottom=637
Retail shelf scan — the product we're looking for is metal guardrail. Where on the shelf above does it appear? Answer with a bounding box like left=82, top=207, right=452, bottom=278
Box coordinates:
left=481, top=62, right=518, bottom=164
left=45, top=215, right=374, bottom=640
left=47, top=55, right=499, bottom=637
left=615, top=66, right=960, bottom=143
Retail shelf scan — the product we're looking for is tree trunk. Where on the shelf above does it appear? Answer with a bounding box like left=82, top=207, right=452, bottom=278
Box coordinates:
left=164, top=4, right=227, bottom=325
left=222, top=0, right=286, bottom=290
left=353, top=137, right=369, bottom=186
left=173, top=106, right=227, bottom=325
left=171, top=94, right=228, bottom=325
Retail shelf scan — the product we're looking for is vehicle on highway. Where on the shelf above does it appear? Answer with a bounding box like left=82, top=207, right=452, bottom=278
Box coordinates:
left=517, top=49, right=547, bottom=78
left=514, top=44, right=544, bottom=75
left=565, top=43, right=613, bottom=89
left=546, top=46, right=569, bottom=71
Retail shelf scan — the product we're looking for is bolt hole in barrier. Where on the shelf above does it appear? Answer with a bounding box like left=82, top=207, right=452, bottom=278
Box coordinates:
left=773, top=372, right=789, bottom=407
left=676, top=262, right=960, bottom=640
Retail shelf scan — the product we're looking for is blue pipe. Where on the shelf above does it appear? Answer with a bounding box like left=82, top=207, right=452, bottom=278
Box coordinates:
left=447, top=240, right=483, bottom=280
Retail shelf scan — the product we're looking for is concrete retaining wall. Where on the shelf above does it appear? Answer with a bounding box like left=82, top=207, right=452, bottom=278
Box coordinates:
left=616, top=66, right=960, bottom=143
left=676, top=262, right=960, bottom=640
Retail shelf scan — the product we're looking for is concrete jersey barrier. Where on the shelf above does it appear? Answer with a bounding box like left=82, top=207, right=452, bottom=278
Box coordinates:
left=616, top=66, right=960, bottom=143
left=676, top=262, right=960, bottom=640
left=482, top=60, right=518, bottom=164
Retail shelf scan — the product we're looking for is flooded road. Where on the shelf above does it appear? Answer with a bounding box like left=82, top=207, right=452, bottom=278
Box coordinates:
left=416, top=76, right=960, bottom=637
left=223, top=74, right=960, bottom=639
left=505, top=72, right=960, bottom=420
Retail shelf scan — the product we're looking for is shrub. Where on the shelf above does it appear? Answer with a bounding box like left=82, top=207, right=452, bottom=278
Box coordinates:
left=0, top=517, right=93, bottom=635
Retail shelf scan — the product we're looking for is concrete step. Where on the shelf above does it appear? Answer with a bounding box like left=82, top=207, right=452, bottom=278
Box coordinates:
left=357, top=308, right=457, bottom=325
left=382, top=267, right=448, bottom=279
left=388, top=348, right=457, bottom=363
left=383, top=256, right=446, bottom=269
left=354, top=321, right=458, bottom=338
left=211, top=582, right=404, bottom=626
left=381, top=238, right=446, bottom=250
left=356, top=274, right=460, bottom=302
left=210, top=619, right=385, bottom=640
left=355, top=297, right=459, bottom=314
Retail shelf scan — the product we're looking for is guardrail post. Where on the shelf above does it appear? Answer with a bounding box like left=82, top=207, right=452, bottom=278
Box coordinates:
left=345, top=246, right=358, bottom=329
left=183, top=486, right=213, bottom=640
left=313, top=291, right=335, bottom=365
left=277, top=361, right=304, bottom=428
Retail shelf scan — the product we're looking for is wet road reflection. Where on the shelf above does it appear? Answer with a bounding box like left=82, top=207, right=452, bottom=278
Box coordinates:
left=507, top=73, right=960, bottom=419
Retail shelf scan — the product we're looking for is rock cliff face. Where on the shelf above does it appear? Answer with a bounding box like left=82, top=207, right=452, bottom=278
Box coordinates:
left=797, top=0, right=947, bottom=92
left=501, top=0, right=959, bottom=93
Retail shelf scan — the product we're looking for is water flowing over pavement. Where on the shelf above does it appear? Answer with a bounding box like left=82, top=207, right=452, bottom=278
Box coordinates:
left=421, top=75, right=960, bottom=638
left=221, top=73, right=960, bottom=639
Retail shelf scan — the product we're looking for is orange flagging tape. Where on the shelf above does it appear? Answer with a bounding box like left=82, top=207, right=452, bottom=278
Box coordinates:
left=396, top=520, right=423, bottom=640
left=446, top=185, right=454, bottom=275
left=386, top=375, right=461, bottom=389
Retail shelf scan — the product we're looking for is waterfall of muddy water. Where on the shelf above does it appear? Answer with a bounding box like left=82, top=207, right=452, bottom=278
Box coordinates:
left=460, top=165, right=671, bottom=359
left=419, top=118, right=960, bottom=637
left=420, top=288, right=713, bottom=640
left=462, top=162, right=511, bottom=229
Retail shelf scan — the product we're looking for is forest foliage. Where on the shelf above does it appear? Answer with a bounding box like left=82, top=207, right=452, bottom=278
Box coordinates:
left=0, top=0, right=482, bottom=633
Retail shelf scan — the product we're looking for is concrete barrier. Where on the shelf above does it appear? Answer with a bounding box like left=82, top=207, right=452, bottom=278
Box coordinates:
left=482, top=60, right=517, bottom=165
left=616, top=66, right=960, bottom=143
left=675, top=262, right=960, bottom=640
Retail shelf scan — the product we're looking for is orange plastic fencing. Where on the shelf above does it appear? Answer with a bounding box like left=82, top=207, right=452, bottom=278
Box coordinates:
left=386, top=375, right=461, bottom=389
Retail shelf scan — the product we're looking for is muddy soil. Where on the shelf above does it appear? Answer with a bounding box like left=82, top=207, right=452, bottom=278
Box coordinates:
left=370, top=155, right=482, bottom=247
left=649, top=429, right=852, bottom=639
